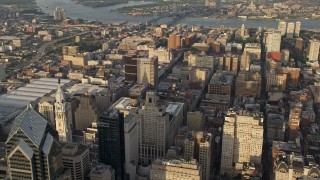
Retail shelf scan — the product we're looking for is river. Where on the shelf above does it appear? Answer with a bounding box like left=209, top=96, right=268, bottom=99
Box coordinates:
left=36, top=0, right=320, bottom=29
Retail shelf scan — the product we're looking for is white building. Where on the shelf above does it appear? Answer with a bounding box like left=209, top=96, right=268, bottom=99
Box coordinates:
left=286, top=22, right=295, bottom=38
left=307, top=39, right=320, bottom=61
left=265, top=30, right=282, bottom=52
left=188, top=53, right=215, bottom=69
left=241, top=43, right=261, bottom=71
left=220, top=110, right=264, bottom=178
left=138, top=91, right=184, bottom=164
left=38, top=97, right=55, bottom=126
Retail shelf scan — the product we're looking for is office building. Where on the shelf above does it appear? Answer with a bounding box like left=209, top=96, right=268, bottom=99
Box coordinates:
left=168, top=34, right=182, bottom=49
left=124, top=55, right=138, bottom=82
left=139, top=91, right=184, bottom=164
left=286, top=22, right=295, bottom=38
left=307, top=39, right=320, bottom=61
left=220, top=110, right=263, bottom=178
left=240, top=24, right=245, bottom=38
left=150, top=159, right=202, bottom=180
left=98, top=108, right=125, bottom=180
left=63, top=53, right=90, bottom=69
left=267, top=113, right=285, bottom=143
left=38, top=97, right=55, bottom=126
left=187, top=111, right=204, bottom=131
left=6, top=104, right=68, bottom=180
left=90, top=164, right=115, bottom=180
left=123, top=114, right=139, bottom=179
left=0, top=63, right=5, bottom=82
left=265, top=30, right=281, bottom=52
left=55, top=82, right=73, bottom=143
left=74, top=94, right=99, bottom=131
left=137, top=57, right=158, bottom=88
left=184, top=131, right=213, bottom=180
left=295, top=21, right=301, bottom=37
left=62, top=144, right=90, bottom=180
left=278, top=21, right=287, bottom=36
left=241, top=43, right=261, bottom=71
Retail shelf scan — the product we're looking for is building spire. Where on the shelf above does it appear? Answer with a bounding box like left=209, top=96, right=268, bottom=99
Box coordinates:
left=56, top=79, right=65, bottom=104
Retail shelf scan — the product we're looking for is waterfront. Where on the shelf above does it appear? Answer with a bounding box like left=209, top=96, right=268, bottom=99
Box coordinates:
left=36, top=0, right=320, bottom=29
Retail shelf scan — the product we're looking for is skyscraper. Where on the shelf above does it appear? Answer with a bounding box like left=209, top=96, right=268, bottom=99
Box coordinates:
left=286, top=22, right=295, bottom=38
left=138, top=91, right=184, bottom=164
left=98, top=108, right=125, bottom=180
left=307, top=39, right=320, bottom=61
left=54, top=7, right=67, bottom=21
left=295, top=21, right=301, bottom=37
left=137, top=57, right=158, bottom=88
left=55, top=82, right=73, bottom=142
left=6, top=104, right=68, bottom=180
left=278, top=21, right=287, bottom=36
left=220, top=110, right=264, bottom=178
left=38, top=97, right=55, bottom=126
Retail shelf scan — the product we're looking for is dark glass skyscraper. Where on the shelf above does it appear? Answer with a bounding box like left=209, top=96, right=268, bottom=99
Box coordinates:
left=98, top=108, right=125, bottom=180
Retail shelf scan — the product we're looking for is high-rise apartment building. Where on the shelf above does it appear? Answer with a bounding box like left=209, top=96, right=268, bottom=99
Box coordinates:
left=295, top=38, right=303, bottom=53
left=149, top=47, right=172, bottom=64
left=55, top=82, right=73, bottom=142
left=286, top=22, right=295, bottom=38
left=150, top=159, right=202, bottom=180
left=6, top=105, right=68, bottom=180
left=138, top=91, right=184, bottom=164
left=184, top=131, right=213, bottom=180
left=307, top=39, right=320, bottom=61
left=54, top=6, right=67, bottom=21
left=295, top=21, right=301, bottom=37
left=137, top=57, right=158, bottom=88
left=98, top=108, right=125, bottom=180
left=38, top=97, right=55, bottom=126
left=168, top=34, right=182, bottom=49
left=241, top=43, right=261, bottom=71
left=265, top=30, right=282, bottom=52
left=62, top=144, right=90, bottom=180
left=281, top=49, right=290, bottom=65
left=278, top=21, right=287, bottom=36
left=220, top=110, right=264, bottom=178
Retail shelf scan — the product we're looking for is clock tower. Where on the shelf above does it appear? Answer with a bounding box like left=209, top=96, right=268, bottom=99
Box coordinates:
left=55, top=81, right=73, bottom=142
